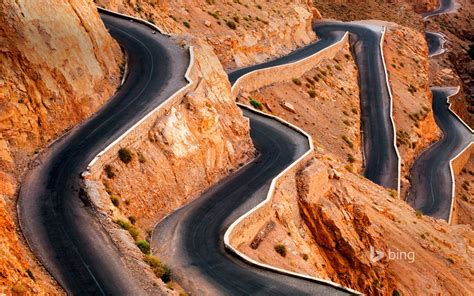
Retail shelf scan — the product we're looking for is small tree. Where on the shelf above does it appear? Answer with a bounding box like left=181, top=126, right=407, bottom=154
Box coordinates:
left=118, top=148, right=132, bottom=164
left=274, top=244, right=287, bottom=257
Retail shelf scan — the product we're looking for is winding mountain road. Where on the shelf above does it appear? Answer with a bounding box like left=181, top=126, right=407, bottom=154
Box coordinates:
left=407, top=0, right=473, bottom=221
left=407, top=88, right=473, bottom=220
left=18, top=12, right=189, bottom=295
left=151, top=21, right=399, bottom=295
left=18, top=1, right=468, bottom=294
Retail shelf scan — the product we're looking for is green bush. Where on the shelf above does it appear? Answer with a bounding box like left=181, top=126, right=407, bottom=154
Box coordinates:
left=128, top=216, right=137, bottom=224
left=342, top=135, right=354, bottom=148
left=249, top=98, right=263, bottom=110
left=136, top=240, right=151, bottom=254
left=144, top=255, right=172, bottom=282
left=292, top=78, right=302, bottom=86
left=183, top=21, right=190, bottom=28
left=226, top=20, right=237, bottom=30
left=110, top=194, right=120, bottom=207
left=302, top=254, right=309, bottom=261
left=307, top=90, right=316, bottom=98
left=392, top=290, right=401, bottom=296
left=115, top=219, right=139, bottom=240
left=104, top=164, right=115, bottom=178
left=347, top=154, right=355, bottom=163
left=118, top=148, right=133, bottom=164
left=274, top=244, right=287, bottom=257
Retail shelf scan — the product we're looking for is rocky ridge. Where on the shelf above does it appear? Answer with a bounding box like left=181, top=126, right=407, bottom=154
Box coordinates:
left=0, top=0, right=123, bottom=294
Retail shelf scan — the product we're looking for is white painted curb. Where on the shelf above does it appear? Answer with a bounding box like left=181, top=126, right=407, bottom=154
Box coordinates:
left=379, top=26, right=402, bottom=196
left=85, top=8, right=195, bottom=172
left=230, top=32, right=349, bottom=95
left=224, top=103, right=362, bottom=295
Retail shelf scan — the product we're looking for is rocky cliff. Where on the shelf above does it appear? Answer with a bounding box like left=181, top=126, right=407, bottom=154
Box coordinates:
left=0, top=0, right=123, bottom=293
left=84, top=39, right=254, bottom=290
left=95, top=0, right=317, bottom=69
left=234, top=155, right=474, bottom=295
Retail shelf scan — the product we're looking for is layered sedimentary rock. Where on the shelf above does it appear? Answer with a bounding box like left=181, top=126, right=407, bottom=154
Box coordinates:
left=95, top=0, right=317, bottom=69
left=0, top=0, right=123, bottom=293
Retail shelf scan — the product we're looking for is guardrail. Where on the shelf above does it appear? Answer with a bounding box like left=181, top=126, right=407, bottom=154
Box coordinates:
left=224, top=31, right=361, bottom=294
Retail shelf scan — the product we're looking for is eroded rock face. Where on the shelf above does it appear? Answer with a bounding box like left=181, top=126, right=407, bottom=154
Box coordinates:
left=0, top=0, right=123, bottom=293
left=95, top=0, right=317, bottom=69
left=236, top=155, right=474, bottom=295
left=92, top=39, right=254, bottom=240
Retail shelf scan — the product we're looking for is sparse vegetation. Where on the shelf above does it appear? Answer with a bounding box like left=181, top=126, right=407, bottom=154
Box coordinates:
left=115, top=219, right=139, bottom=240
left=416, top=210, right=423, bottom=218
left=144, top=255, right=172, bottom=283
left=118, top=148, right=133, bottom=164
left=307, top=90, right=316, bottom=98
left=226, top=20, right=237, bottom=30
left=274, top=244, right=287, bottom=257
left=292, top=78, right=302, bottom=86
left=342, top=135, right=354, bottom=148
left=347, top=154, right=355, bottom=163
left=138, top=152, right=146, bottom=163
left=249, top=98, right=263, bottom=110
left=302, top=254, right=309, bottom=261
left=408, top=84, right=417, bottom=94
left=110, top=194, right=120, bottom=207
left=104, top=164, right=115, bottom=178
left=136, top=240, right=151, bottom=254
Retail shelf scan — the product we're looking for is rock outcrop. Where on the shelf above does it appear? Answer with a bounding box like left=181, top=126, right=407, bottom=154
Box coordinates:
left=235, top=154, right=474, bottom=295
left=84, top=40, right=254, bottom=288
left=0, top=0, right=123, bottom=293
left=95, top=0, right=317, bottom=69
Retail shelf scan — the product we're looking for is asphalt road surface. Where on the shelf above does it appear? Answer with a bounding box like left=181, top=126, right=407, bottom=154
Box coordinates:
left=18, top=12, right=189, bottom=295
left=152, top=108, right=349, bottom=295
left=407, top=88, right=473, bottom=220
left=421, top=0, right=456, bottom=19
left=151, top=21, right=401, bottom=295
left=426, top=31, right=446, bottom=57
left=230, top=22, right=399, bottom=189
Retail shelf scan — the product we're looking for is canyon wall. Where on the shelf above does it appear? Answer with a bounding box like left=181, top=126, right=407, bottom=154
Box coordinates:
left=232, top=154, right=474, bottom=295
left=84, top=39, right=254, bottom=277
left=0, top=0, right=123, bottom=294
left=94, top=0, right=317, bottom=69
